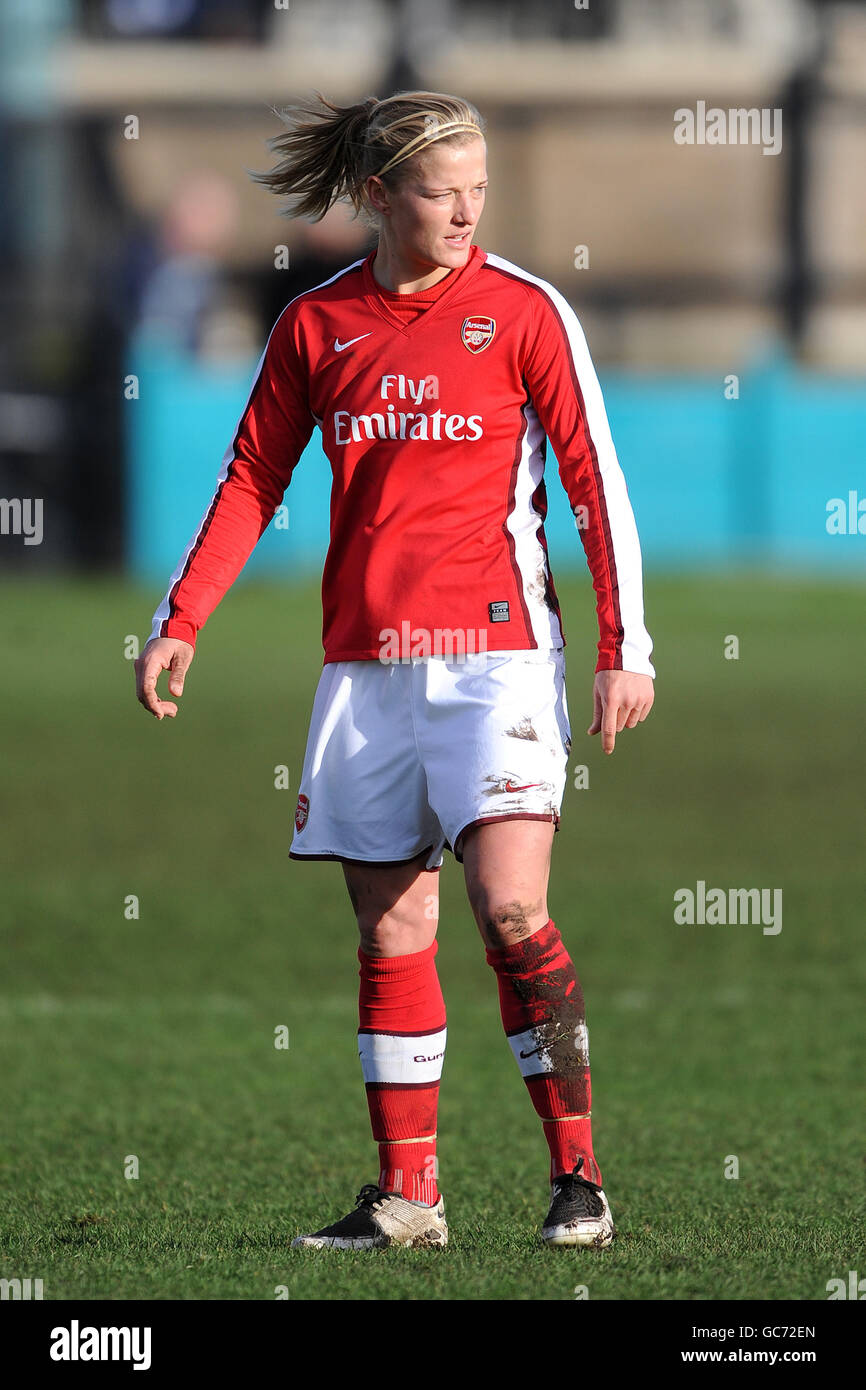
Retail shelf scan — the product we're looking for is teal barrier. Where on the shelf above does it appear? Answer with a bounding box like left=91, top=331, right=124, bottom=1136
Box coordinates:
left=127, top=345, right=866, bottom=582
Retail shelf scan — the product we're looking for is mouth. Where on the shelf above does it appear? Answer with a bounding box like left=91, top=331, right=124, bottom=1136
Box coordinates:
left=443, top=231, right=472, bottom=247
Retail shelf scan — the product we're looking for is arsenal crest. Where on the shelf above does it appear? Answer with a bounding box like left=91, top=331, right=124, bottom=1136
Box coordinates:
left=461, top=316, right=496, bottom=354
left=295, top=793, right=309, bottom=833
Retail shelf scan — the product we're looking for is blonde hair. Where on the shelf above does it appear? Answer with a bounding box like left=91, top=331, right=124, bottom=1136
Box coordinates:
left=251, top=90, right=485, bottom=221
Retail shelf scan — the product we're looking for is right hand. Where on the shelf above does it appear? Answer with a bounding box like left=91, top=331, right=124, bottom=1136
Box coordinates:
left=135, top=637, right=195, bottom=720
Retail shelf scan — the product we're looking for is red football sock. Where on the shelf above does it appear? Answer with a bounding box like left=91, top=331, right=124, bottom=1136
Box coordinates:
left=486, top=919, right=602, bottom=1186
left=358, top=940, right=446, bottom=1205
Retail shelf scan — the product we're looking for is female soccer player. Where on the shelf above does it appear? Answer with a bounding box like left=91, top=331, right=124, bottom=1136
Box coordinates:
left=135, top=91, right=655, bottom=1251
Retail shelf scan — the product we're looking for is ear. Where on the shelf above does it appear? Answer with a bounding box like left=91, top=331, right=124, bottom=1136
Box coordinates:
left=365, top=175, right=390, bottom=216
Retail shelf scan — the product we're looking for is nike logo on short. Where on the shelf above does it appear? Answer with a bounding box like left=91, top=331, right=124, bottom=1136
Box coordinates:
left=503, top=779, right=541, bottom=793
left=334, top=333, right=372, bottom=352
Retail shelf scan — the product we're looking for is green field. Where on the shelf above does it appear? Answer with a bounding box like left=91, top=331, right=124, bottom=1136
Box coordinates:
left=1, top=572, right=864, bottom=1301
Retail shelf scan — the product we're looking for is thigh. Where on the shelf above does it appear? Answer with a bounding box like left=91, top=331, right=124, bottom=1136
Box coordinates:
left=290, top=660, right=445, bottom=868
left=344, top=850, right=441, bottom=958
left=418, top=647, right=570, bottom=865
left=461, top=818, right=555, bottom=949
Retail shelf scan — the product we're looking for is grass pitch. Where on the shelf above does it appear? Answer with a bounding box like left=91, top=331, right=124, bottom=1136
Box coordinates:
left=1, top=571, right=864, bottom=1301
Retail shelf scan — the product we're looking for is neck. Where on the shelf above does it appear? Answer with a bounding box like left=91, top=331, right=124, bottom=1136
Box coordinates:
left=372, top=241, right=455, bottom=295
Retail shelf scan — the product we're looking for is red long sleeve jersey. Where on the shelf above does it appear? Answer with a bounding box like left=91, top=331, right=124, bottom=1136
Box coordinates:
left=151, top=244, right=655, bottom=676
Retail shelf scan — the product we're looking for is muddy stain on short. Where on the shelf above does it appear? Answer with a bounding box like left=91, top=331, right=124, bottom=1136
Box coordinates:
left=505, top=717, right=539, bottom=741
left=481, top=773, right=553, bottom=800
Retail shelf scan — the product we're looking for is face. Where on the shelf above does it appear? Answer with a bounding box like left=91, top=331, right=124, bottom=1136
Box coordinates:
left=369, top=136, right=487, bottom=272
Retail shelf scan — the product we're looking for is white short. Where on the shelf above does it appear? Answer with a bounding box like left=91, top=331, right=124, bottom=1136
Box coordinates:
left=289, top=648, right=571, bottom=871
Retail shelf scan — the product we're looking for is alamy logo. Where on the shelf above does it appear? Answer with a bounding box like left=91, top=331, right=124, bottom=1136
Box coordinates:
left=378, top=622, right=488, bottom=662
left=826, top=492, right=866, bottom=534
left=49, top=1321, right=152, bottom=1370
left=674, top=880, right=782, bottom=935
left=674, top=101, right=782, bottom=156
left=0, top=497, right=43, bottom=545
left=1, top=1277, right=43, bottom=1299
left=827, top=1271, right=866, bottom=1299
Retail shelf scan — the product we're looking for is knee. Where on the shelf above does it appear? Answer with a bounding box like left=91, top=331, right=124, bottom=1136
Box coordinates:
left=471, top=894, right=546, bottom=951
left=358, top=915, right=411, bottom=957
left=344, top=851, right=439, bottom=958
left=354, top=903, right=437, bottom=958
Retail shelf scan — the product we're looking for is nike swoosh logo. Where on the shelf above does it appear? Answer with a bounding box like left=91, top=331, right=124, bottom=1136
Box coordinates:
left=334, top=333, right=372, bottom=352
left=519, top=1032, right=571, bottom=1059
left=503, top=779, right=541, bottom=793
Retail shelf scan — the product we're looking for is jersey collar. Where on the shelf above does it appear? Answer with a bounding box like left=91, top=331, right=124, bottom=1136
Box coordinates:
left=362, top=243, right=488, bottom=336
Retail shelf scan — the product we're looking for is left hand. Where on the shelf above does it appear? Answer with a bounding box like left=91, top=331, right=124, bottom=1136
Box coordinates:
left=588, top=669, right=654, bottom=755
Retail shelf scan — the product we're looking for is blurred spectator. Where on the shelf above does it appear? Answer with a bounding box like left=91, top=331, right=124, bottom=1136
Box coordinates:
left=135, top=171, right=259, bottom=360
left=82, top=0, right=271, bottom=41
left=258, top=200, right=372, bottom=334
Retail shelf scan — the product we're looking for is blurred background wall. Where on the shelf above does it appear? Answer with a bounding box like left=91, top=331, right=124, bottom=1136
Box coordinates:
left=1, top=0, right=864, bottom=583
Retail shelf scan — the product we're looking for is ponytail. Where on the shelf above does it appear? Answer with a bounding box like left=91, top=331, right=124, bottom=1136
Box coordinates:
left=251, top=90, right=485, bottom=221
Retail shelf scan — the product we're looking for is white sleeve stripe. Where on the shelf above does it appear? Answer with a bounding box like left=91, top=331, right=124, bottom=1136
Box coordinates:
left=483, top=254, right=655, bottom=677
left=504, top=397, right=565, bottom=648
